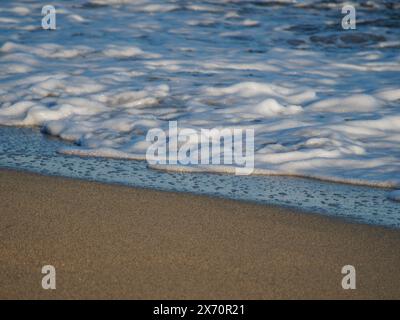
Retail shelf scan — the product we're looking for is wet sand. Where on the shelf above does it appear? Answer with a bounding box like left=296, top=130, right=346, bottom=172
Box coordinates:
left=0, top=169, right=399, bottom=299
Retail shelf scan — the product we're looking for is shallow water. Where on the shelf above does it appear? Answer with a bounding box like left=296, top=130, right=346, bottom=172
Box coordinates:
left=0, top=0, right=400, bottom=187
left=0, top=1, right=399, bottom=226
left=1, top=126, right=399, bottom=228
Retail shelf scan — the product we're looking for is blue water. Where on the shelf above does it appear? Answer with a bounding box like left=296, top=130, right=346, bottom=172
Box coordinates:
left=0, top=1, right=399, bottom=227
left=0, top=125, right=399, bottom=228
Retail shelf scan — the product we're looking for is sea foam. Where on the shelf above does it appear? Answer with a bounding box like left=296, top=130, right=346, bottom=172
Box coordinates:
left=0, top=0, right=399, bottom=194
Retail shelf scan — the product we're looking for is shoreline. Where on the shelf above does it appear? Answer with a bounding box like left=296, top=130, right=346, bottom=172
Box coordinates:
left=2, top=124, right=399, bottom=228
left=2, top=166, right=396, bottom=231
left=1, top=168, right=400, bottom=299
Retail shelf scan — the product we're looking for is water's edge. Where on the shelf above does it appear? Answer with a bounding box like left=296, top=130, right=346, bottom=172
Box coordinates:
left=1, top=126, right=399, bottom=229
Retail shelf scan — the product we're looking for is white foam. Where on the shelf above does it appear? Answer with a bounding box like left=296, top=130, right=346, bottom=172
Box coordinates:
left=103, top=45, right=160, bottom=59
left=308, top=95, right=381, bottom=113
left=0, top=0, right=399, bottom=191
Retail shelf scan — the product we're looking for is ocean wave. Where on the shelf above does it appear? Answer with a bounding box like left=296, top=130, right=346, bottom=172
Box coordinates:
left=0, top=0, right=399, bottom=192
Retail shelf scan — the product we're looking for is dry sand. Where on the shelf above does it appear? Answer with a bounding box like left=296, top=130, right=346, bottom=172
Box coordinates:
left=0, top=168, right=399, bottom=299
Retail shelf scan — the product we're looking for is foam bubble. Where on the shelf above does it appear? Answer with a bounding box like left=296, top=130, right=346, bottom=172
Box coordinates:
left=0, top=0, right=399, bottom=189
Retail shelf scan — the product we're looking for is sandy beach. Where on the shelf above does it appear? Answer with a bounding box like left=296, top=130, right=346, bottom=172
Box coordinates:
left=0, top=168, right=400, bottom=299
